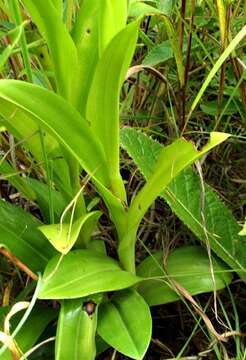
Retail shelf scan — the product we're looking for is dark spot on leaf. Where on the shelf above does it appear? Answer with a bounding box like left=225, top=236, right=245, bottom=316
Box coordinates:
left=83, top=301, right=96, bottom=315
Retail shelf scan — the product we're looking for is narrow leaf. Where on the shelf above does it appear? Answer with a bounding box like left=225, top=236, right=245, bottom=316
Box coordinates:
left=86, top=21, right=139, bottom=200
left=99, top=0, right=128, bottom=55
left=22, top=0, right=78, bottom=101
left=71, top=1, right=101, bottom=114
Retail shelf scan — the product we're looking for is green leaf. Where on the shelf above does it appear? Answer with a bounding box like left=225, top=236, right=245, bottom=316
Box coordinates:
left=137, top=246, right=232, bottom=306
left=128, top=129, right=230, bottom=230
left=22, top=0, right=78, bottom=101
left=39, top=211, right=102, bottom=254
left=99, top=0, right=128, bottom=55
left=86, top=20, right=139, bottom=200
left=38, top=250, right=141, bottom=299
left=0, top=157, right=36, bottom=201
left=56, top=299, right=97, bottom=360
left=50, top=0, right=63, bottom=17
left=0, top=80, right=110, bottom=187
left=187, top=25, right=246, bottom=121
left=0, top=200, right=55, bottom=272
left=200, top=100, right=241, bottom=116
left=0, top=96, right=71, bottom=195
left=120, top=128, right=246, bottom=280
left=98, top=290, right=152, bottom=359
left=129, top=1, right=162, bottom=17
left=24, top=177, right=67, bottom=222
left=142, top=40, right=173, bottom=66
left=155, top=0, right=174, bottom=14
left=0, top=306, right=57, bottom=360
left=71, top=1, right=101, bottom=115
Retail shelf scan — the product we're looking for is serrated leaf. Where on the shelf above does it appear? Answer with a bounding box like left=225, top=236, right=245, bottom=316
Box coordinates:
left=98, top=290, right=152, bottom=359
left=120, top=128, right=246, bottom=280
left=137, top=246, right=232, bottom=306
left=128, top=129, right=230, bottom=229
left=38, top=250, right=141, bottom=299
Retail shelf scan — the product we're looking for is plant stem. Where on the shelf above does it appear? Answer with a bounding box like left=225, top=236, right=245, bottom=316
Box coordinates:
left=118, top=225, right=138, bottom=274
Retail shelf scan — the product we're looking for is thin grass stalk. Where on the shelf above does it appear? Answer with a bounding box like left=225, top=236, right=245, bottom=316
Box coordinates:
left=182, top=0, right=196, bottom=128
left=216, top=0, right=228, bottom=117
left=10, top=0, right=33, bottom=82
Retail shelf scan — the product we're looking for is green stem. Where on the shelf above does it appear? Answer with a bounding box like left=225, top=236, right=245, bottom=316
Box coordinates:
left=117, top=224, right=138, bottom=274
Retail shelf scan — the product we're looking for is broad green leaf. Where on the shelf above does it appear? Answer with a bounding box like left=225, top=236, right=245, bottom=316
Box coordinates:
left=0, top=80, right=110, bottom=187
left=39, top=211, right=102, bottom=254
left=128, top=129, right=230, bottom=229
left=86, top=21, right=139, bottom=200
left=0, top=306, right=57, bottom=360
left=71, top=1, right=101, bottom=115
left=56, top=299, right=97, bottom=360
left=22, top=0, right=78, bottom=101
left=99, top=0, right=128, bottom=55
left=137, top=246, right=232, bottom=306
left=98, top=290, right=152, bottom=359
left=0, top=200, right=55, bottom=272
left=120, top=128, right=246, bottom=280
left=38, top=250, right=141, bottom=299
